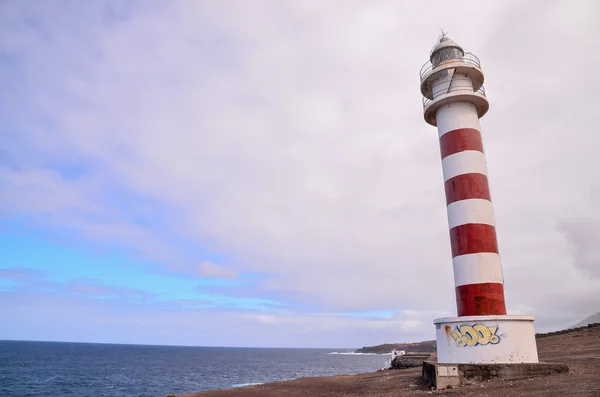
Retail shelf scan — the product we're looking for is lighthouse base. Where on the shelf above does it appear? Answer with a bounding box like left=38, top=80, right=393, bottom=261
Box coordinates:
left=434, top=315, right=539, bottom=364
left=422, top=361, right=569, bottom=390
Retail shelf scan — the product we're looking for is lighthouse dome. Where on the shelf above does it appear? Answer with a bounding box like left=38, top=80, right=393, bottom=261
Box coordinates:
left=429, top=35, right=465, bottom=67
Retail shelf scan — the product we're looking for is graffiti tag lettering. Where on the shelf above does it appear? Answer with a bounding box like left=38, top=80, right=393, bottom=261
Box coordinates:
left=450, top=323, right=501, bottom=347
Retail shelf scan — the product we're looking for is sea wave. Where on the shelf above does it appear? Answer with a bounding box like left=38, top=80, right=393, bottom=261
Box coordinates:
left=326, top=352, right=389, bottom=356
left=232, top=382, right=263, bottom=388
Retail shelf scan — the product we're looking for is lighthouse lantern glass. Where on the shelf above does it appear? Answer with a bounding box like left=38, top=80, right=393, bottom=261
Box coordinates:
left=431, top=47, right=464, bottom=67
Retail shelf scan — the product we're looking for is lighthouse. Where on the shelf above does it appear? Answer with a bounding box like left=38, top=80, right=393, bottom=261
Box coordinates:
left=420, top=34, right=539, bottom=364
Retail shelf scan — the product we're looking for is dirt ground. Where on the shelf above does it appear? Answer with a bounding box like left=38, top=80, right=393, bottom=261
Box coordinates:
left=182, top=326, right=600, bottom=397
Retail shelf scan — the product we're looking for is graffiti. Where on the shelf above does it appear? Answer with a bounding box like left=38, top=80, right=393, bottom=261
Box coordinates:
left=450, top=323, right=501, bottom=347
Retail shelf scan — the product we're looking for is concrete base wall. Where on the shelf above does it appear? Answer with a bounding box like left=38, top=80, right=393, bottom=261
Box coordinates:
left=434, top=315, right=539, bottom=363
left=423, top=361, right=569, bottom=389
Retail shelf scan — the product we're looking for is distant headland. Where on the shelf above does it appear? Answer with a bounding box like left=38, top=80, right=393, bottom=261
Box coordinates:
left=354, top=340, right=436, bottom=354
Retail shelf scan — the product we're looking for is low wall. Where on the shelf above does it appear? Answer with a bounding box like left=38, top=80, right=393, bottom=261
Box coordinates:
left=459, top=362, right=569, bottom=382
left=535, top=323, right=600, bottom=338
left=423, top=361, right=569, bottom=389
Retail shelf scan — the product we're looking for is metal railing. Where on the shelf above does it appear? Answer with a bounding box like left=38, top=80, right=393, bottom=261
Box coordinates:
left=422, top=84, right=486, bottom=109
left=419, top=52, right=481, bottom=79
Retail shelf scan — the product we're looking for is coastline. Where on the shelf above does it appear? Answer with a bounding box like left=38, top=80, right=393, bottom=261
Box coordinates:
left=181, top=326, right=600, bottom=397
left=181, top=369, right=425, bottom=397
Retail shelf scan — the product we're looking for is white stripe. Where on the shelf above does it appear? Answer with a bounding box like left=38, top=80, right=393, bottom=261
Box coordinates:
left=442, top=150, right=487, bottom=181
left=436, top=101, right=481, bottom=137
left=447, top=199, right=496, bottom=229
left=453, top=253, right=504, bottom=287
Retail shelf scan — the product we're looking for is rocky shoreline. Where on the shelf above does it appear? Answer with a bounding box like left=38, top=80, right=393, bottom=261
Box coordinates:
left=180, top=326, right=600, bottom=397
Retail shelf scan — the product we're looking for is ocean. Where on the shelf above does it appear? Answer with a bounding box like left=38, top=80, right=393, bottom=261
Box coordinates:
left=0, top=340, right=389, bottom=397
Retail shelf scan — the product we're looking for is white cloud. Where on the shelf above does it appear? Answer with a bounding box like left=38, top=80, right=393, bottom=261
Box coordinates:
left=0, top=290, right=445, bottom=347
left=196, top=261, right=238, bottom=279
left=1, top=0, right=599, bottom=344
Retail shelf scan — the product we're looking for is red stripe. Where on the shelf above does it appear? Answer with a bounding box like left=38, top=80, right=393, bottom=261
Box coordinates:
left=455, top=283, right=507, bottom=316
left=445, top=173, right=491, bottom=205
left=449, top=223, right=498, bottom=257
left=439, top=128, right=484, bottom=159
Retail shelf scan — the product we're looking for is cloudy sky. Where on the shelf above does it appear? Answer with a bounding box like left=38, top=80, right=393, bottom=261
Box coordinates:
left=1, top=0, right=598, bottom=348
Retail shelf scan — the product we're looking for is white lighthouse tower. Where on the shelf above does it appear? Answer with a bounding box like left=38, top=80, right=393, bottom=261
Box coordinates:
left=420, top=34, right=539, bottom=364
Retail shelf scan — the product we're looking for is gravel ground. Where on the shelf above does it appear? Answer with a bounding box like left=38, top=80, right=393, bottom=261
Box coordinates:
left=182, top=326, right=600, bottom=397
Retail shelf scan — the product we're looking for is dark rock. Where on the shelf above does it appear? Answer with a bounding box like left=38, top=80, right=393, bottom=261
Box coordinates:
left=390, top=357, right=422, bottom=370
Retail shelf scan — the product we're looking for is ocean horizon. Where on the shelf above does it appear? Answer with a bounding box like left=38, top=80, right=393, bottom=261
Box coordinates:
left=0, top=340, right=389, bottom=396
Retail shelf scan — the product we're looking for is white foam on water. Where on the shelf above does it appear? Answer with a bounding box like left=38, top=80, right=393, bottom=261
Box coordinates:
left=326, top=352, right=390, bottom=356
left=231, top=382, right=263, bottom=388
